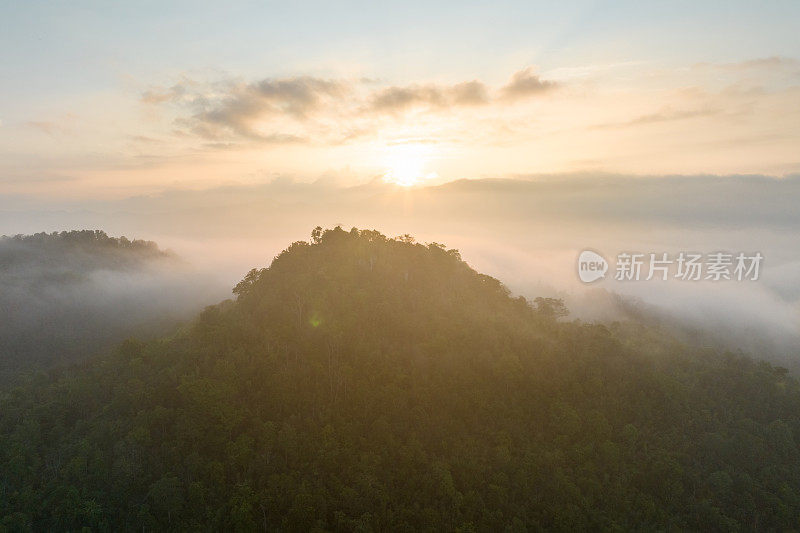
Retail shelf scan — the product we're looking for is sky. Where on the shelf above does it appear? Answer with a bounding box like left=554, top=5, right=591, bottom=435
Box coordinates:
left=1, top=1, right=799, bottom=199
left=2, top=2, right=800, bottom=363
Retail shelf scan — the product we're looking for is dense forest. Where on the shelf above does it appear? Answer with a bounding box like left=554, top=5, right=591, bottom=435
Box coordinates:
left=0, top=230, right=217, bottom=384
left=1, top=227, right=800, bottom=531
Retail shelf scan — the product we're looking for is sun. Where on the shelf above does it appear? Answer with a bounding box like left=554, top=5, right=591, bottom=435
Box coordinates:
left=384, top=157, right=424, bottom=187
left=382, top=144, right=438, bottom=186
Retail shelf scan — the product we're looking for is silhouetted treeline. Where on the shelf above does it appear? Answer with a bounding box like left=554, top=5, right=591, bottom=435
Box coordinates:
left=0, top=230, right=167, bottom=271
left=1, top=227, right=799, bottom=530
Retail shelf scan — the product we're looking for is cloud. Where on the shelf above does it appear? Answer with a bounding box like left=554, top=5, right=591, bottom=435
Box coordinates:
left=500, top=67, right=558, bottom=100
left=695, top=56, right=799, bottom=72
left=689, top=56, right=800, bottom=90
left=452, top=80, right=491, bottom=105
left=141, top=83, right=187, bottom=104
left=174, top=76, right=348, bottom=141
left=369, top=80, right=489, bottom=113
left=590, top=107, right=722, bottom=129
left=245, top=76, right=348, bottom=118
left=143, top=69, right=553, bottom=145
left=370, top=85, right=447, bottom=112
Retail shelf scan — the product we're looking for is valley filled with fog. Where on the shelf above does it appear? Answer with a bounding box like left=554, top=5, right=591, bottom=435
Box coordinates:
left=3, top=173, right=798, bottom=369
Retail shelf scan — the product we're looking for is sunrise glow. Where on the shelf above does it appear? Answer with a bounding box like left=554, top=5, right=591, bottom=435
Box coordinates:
left=382, top=144, right=439, bottom=186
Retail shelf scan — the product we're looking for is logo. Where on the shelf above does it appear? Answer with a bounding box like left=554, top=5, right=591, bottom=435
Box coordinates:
left=578, top=250, right=608, bottom=283
left=576, top=249, right=762, bottom=282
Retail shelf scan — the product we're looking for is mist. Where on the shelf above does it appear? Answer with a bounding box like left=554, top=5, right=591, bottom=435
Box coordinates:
left=2, top=173, right=799, bottom=368
left=0, top=231, right=228, bottom=382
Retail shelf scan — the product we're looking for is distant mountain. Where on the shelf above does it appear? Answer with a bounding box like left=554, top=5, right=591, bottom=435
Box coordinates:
left=0, top=230, right=170, bottom=270
left=1, top=227, right=799, bottom=530
left=0, top=230, right=215, bottom=383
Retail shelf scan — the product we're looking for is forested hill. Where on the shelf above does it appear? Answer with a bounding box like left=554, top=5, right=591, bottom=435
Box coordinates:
left=0, top=230, right=211, bottom=383
left=0, top=230, right=170, bottom=270
left=2, top=227, right=800, bottom=531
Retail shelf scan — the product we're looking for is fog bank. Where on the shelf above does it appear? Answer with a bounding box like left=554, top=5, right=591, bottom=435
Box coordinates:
left=2, top=174, right=798, bottom=366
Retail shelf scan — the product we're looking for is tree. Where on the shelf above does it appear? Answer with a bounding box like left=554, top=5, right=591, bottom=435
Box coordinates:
left=534, top=297, right=569, bottom=319
left=147, top=476, right=183, bottom=525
